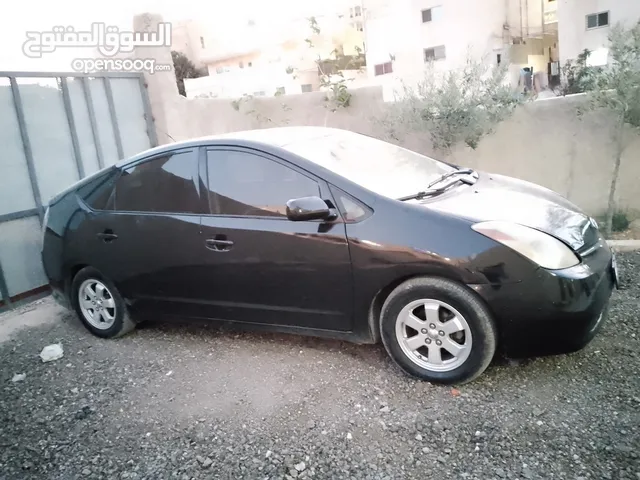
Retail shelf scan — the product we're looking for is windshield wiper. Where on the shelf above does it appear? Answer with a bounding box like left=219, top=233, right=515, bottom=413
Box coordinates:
left=426, top=168, right=476, bottom=188
left=398, top=169, right=476, bottom=202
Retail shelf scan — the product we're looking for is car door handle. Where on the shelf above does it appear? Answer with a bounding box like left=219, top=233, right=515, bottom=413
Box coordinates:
left=205, top=238, right=234, bottom=251
left=96, top=232, right=118, bottom=242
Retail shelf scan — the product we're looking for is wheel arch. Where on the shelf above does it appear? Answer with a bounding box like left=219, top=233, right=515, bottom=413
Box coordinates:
left=367, top=266, right=496, bottom=345
left=66, top=262, right=88, bottom=290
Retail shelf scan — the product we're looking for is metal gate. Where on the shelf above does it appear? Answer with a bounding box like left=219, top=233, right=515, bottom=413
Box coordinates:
left=0, top=71, right=157, bottom=309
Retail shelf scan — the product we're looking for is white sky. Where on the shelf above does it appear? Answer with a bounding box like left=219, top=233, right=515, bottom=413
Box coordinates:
left=0, top=0, right=350, bottom=71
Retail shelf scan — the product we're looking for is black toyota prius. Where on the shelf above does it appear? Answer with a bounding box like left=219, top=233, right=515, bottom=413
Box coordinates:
left=41, top=127, right=618, bottom=384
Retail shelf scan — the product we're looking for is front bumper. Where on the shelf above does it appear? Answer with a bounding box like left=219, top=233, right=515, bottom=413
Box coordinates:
left=471, top=243, right=616, bottom=358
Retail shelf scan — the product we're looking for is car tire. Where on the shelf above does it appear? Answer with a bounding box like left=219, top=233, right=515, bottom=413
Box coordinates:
left=70, top=267, right=135, bottom=339
left=380, top=277, right=497, bottom=385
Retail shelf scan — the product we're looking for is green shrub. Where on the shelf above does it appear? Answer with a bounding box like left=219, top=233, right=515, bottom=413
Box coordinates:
left=612, top=212, right=630, bottom=232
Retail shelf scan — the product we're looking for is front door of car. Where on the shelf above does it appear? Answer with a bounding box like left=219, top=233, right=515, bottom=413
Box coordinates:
left=86, top=148, right=207, bottom=317
left=194, top=146, right=353, bottom=331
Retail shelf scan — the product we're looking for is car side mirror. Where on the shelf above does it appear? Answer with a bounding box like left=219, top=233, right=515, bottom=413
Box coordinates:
left=286, top=196, right=336, bottom=222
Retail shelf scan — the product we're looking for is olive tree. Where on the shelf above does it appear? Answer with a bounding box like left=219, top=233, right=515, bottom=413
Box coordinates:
left=380, top=58, right=525, bottom=154
left=577, top=21, right=640, bottom=236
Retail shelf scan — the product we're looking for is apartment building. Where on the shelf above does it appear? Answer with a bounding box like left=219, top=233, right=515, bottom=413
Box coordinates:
left=171, top=19, right=208, bottom=68
left=363, top=0, right=639, bottom=93
left=178, top=7, right=366, bottom=99
left=557, top=0, right=640, bottom=66
left=363, top=0, right=560, bottom=90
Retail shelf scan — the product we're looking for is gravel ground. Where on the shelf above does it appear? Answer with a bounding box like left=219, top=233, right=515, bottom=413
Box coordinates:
left=1, top=253, right=639, bottom=480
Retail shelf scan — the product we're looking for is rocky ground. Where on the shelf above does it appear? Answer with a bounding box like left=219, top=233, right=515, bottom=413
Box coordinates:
left=1, top=253, right=639, bottom=480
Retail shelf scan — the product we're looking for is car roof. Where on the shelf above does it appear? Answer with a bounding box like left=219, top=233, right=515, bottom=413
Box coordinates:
left=118, top=126, right=347, bottom=167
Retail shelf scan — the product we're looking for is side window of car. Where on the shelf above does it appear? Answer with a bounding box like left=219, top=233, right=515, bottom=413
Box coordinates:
left=77, top=170, right=118, bottom=210
left=329, top=185, right=372, bottom=223
left=205, top=149, right=320, bottom=217
left=114, top=150, right=200, bottom=214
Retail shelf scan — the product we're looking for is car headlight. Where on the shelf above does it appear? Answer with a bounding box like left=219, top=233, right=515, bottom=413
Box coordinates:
left=471, top=220, right=580, bottom=270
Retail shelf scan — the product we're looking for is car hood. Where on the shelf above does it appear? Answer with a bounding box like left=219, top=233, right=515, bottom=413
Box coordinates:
left=424, top=172, right=596, bottom=251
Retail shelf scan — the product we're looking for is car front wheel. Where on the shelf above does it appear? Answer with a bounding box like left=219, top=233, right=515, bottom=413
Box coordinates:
left=380, top=277, right=497, bottom=384
left=71, top=267, right=135, bottom=338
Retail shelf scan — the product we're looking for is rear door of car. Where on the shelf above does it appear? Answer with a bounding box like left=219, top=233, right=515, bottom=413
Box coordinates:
left=195, top=145, right=354, bottom=331
left=83, top=148, right=207, bottom=317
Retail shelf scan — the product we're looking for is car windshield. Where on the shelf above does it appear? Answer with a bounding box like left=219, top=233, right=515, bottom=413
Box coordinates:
left=279, top=130, right=456, bottom=200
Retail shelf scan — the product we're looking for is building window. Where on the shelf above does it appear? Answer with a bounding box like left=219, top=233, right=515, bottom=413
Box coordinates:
left=421, top=6, right=442, bottom=23
left=586, top=11, right=609, bottom=29
left=239, top=61, right=244, bottom=68
left=215, top=66, right=224, bottom=74
left=424, top=45, right=446, bottom=62
left=275, top=86, right=286, bottom=95
left=350, top=5, right=362, bottom=18
left=352, top=21, right=364, bottom=32
left=200, top=36, right=205, bottom=49
left=253, top=91, right=266, bottom=96
left=301, top=84, right=313, bottom=93
left=496, top=53, right=502, bottom=65
left=248, top=62, right=253, bottom=67
left=374, top=62, right=393, bottom=76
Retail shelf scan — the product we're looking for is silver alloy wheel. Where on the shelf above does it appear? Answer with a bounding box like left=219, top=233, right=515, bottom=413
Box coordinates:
left=78, top=279, right=116, bottom=330
left=395, top=299, right=472, bottom=372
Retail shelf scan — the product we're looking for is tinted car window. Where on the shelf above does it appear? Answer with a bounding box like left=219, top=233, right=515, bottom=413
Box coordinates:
left=206, top=150, right=320, bottom=217
left=330, top=185, right=371, bottom=223
left=115, top=150, right=199, bottom=214
left=77, top=169, right=118, bottom=210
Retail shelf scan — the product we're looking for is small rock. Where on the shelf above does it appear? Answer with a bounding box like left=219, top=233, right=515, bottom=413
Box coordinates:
left=196, top=455, right=205, bottom=464
left=522, top=466, right=533, bottom=479
left=202, top=457, right=212, bottom=468
left=536, top=420, right=544, bottom=426
left=306, top=420, right=316, bottom=429
left=533, top=407, right=544, bottom=417
left=380, top=406, right=390, bottom=413
left=496, top=468, right=505, bottom=478
left=74, top=406, right=92, bottom=420
left=295, top=462, right=306, bottom=472
left=474, top=430, right=486, bottom=438
left=444, top=448, right=451, bottom=454
left=11, top=373, right=26, bottom=382
left=415, top=434, right=423, bottom=441
left=346, top=433, right=352, bottom=440
left=40, top=344, right=64, bottom=363
left=437, top=456, right=446, bottom=464
left=422, top=447, right=430, bottom=453
left=82, top=467, right=91, bottom=476
left=265, top=450, right=272, bottom=458
left=71, top=387, right=79, bottom=394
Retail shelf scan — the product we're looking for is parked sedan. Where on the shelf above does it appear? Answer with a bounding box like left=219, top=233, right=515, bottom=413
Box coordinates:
left=41, top=127, right=618, bottom=384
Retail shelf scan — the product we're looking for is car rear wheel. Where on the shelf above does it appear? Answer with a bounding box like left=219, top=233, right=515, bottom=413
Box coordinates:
left=71, top=267, right=135, bottom=338
left=380, top=277, right=497, bottom=385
